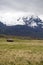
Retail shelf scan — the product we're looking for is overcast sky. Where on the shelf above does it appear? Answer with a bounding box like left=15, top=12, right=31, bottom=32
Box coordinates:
left=0, top=0, right=43, bottom=25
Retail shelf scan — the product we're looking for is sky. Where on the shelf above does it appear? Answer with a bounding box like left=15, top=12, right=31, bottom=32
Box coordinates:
left=0, top=0, right=43, bottom=25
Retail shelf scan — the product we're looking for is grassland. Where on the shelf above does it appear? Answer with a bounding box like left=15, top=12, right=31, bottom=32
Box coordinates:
left=0, top=37, right=43, bottom=65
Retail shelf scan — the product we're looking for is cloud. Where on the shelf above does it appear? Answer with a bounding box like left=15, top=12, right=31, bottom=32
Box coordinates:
left=0, top=11, right=35, bottom=25
left=0, top=0, right=43, bottom=14
left=0, top=0, right=43, bottom=25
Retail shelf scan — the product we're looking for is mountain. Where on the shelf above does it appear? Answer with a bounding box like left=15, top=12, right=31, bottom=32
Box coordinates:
left=17, top=15, right=43, bottom=28
left=0, top=21, right=6, bottom=34
left=0, top=15, right=43, bottom=39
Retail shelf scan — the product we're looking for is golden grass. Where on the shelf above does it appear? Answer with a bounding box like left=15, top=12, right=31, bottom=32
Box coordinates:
left=0, top=39, right=43, bottom=65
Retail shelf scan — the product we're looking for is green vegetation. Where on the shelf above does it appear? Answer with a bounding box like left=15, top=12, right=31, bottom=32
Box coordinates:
left=0, top=37, right=43, bottom=65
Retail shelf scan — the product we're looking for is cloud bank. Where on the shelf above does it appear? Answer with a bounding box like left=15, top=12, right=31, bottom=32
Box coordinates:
left=0, top=0, right=43, bottom=25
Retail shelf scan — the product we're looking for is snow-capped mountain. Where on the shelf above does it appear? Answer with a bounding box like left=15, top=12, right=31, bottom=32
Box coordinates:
left=17, top=15, right=43, bottom=28
left=0, top=15, right=43, bottom=28
left=0, top=15, right=43, bottom=39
